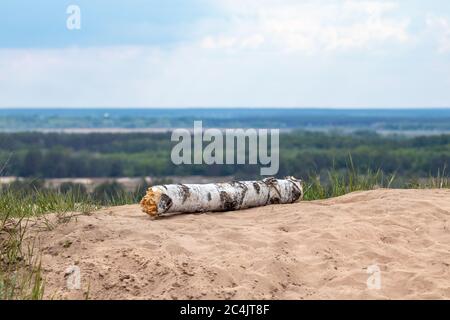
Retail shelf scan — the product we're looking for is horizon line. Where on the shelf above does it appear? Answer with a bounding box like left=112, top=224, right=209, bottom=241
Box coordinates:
left=1, top=106, right=450, bottom=110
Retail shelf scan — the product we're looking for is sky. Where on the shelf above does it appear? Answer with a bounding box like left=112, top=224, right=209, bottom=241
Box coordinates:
left=0, top=0, right=449, bottom=108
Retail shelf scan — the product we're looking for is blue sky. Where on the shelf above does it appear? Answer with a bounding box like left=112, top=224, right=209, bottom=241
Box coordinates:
left=0, top=0, right=449, bottom=108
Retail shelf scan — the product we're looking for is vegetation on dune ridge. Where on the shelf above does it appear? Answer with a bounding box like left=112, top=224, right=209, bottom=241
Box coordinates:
left=0, top=177, right=152, bottom=300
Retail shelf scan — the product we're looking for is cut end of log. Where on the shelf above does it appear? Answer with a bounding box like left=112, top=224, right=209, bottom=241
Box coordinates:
left=140, top=187, right=162, bottom=217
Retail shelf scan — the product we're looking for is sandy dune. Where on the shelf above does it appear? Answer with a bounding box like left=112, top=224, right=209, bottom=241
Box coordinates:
left=34, top=189, right=450, bottom=300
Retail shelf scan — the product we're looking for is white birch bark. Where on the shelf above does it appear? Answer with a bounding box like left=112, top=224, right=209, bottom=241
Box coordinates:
left=140, top=177, right=303, bottom=217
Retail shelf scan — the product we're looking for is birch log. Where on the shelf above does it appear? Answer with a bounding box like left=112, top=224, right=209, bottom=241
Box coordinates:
left=140, top=177, right=303, bottom=218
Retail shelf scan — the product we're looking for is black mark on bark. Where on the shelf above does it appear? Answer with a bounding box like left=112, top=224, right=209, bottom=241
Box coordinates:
left=178, top=184, right=191, bottom=204
left=253, top=182, right=261, bottom=194
left=220, top=191, right=238, bottom=211
left=159, top=194, right=173, bottom=212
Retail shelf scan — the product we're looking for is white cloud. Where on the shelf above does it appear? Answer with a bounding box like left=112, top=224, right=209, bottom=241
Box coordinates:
left=1, top=0, right=449, bottom=108
left=201, top=34, right=265, bottom=50
left=200, top=0, right=412, bottom=54
left=201, top=36, right=236, bottom=49
left=426, top=15, right=450, bottom=53
left=1, top=40, right=450, bottom=108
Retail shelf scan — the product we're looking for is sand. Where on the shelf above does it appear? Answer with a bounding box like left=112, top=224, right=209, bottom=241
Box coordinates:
left=33, top=189, right=450, bottom=300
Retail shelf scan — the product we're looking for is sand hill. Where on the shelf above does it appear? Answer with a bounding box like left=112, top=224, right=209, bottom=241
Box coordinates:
left=34, top=189, right=450, bottom=299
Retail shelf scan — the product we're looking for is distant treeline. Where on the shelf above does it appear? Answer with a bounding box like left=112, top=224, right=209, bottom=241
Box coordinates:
left=0, top=131, right=449, bottom=179
left=2, top=108, right=450, bottom=131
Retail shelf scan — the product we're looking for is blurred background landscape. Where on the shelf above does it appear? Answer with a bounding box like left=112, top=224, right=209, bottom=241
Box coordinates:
left=0, top=108, right=449, bottom=204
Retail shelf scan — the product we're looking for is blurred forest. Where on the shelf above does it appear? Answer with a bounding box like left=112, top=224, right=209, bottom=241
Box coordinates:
left=0, top=131, right=448, bottom=180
